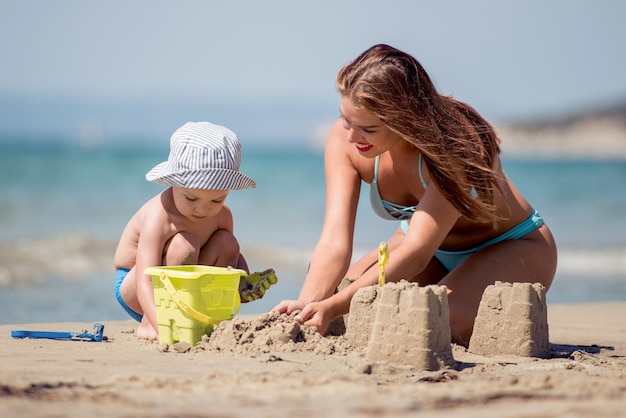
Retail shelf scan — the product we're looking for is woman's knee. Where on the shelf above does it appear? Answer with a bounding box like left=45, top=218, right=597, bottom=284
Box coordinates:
left=444, top=279, right=485, bottom=347
left=448, top=304, right=476, bottom=346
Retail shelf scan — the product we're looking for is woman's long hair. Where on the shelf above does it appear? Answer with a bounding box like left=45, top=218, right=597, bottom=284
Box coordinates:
left=336, top=44, right=502, bottom=222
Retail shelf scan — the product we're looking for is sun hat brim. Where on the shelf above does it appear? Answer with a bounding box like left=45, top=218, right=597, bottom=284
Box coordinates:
left=146, top=162, right=256, bottom=190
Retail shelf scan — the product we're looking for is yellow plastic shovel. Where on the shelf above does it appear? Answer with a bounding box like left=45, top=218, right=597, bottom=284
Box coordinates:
left=378, top=241, right=389, bottom=286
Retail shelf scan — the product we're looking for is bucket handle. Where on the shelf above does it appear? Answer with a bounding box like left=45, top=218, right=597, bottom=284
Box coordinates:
left=159, top=272, right=241, bottom=326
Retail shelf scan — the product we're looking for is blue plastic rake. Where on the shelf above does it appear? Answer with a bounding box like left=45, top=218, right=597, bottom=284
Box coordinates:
left=11, top=322, right=105, bottom=342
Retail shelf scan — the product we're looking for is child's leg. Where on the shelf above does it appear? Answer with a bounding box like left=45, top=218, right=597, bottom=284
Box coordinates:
left=118, top=268, right=142, bottom=316
left=161, top=230, right=248, bottom=271
left=198, top=229, right=249, bottom=272
left=162, top=231, right=201, bottom=265
left=117, top=268, right=158, bottom=340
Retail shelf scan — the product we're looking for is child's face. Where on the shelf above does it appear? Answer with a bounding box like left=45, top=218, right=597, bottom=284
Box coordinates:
left=172, top=187, right=230, bottom=221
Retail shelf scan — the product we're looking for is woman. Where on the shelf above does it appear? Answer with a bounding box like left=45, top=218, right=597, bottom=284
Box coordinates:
left=273, top=44, right=557, bottom=346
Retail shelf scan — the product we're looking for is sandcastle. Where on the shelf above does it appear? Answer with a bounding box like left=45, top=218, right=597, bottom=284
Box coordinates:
left=345, top=281, right=455, bottom=371
left=200, top=280, right=550, bottom=368
left=468, top=281, right=550, bottom=358
left=343, top=280, right=550, bottom=369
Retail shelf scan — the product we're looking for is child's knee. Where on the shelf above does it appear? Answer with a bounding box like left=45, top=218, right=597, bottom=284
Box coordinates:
left=211, top=229, right=240, bottom=253
left=163, top=232, right=200, bottom=265
left=199, top=230, right=240, bottom=266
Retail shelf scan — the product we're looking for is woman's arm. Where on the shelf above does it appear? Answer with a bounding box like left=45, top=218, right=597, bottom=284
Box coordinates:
left=297, top=120, right=362, bottom=304
left=298, top=183, right=462, bottom=334
left=361, top=182, right=461, bottom=287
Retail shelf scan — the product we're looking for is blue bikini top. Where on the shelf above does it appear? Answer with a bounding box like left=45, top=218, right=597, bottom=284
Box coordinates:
left=369, top=154, right=428, bottom=221
left=370, top=153, right=479, bottom=222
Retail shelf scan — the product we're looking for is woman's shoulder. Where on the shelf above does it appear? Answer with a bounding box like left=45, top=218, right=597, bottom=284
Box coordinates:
left=325, top=120, right=372, bottom=179
left=325, top=119, right=349, bottom=149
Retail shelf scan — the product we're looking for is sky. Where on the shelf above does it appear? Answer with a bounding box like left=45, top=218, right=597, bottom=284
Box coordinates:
left=1, top=0, right=625, bottom=145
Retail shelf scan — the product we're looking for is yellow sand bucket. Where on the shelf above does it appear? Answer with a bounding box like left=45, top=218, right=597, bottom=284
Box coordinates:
left=145, top=265, right=245, bottom=346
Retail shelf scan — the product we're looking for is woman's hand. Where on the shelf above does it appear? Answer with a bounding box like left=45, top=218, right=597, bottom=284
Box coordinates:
left=273, top=299, right=335, bottom=335
left=272, top=299, right=305, bottom=315
left=293, top=300, right=334, bottom=335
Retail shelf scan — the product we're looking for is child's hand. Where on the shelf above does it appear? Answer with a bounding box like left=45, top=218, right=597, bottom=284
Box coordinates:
left=239, top=269, right=278, bottom=302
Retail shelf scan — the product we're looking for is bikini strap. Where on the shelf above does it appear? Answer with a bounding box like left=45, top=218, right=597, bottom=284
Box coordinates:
left=418, top=154, right=428, bottom=189
left=373, top=155, right=380, bottom=183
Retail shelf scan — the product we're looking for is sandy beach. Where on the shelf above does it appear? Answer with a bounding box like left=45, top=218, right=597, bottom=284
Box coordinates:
left=1, top=301, right=625, bottom=418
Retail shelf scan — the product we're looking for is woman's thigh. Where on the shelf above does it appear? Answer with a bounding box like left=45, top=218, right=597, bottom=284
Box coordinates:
left=441, top=226, right=557, bottom=344
left=346, top=227, right=449, bottom=284
left=345, top=227, right=407, bottom=277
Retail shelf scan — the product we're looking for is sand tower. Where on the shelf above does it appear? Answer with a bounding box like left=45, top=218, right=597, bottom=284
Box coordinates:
left=346, top=281, right=455, bottom=370
left=469, top=281, right=550, bottom=358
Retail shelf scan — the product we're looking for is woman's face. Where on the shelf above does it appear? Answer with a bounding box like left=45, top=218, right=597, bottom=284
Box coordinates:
left=339, top=96, right=405, bottom=157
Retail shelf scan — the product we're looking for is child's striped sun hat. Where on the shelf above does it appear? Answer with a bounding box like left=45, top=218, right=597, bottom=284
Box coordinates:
left=146, top=121, right=256, bottom=190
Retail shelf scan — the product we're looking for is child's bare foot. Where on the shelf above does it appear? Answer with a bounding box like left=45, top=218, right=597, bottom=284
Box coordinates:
left=136, top=319, right=158, bottom=340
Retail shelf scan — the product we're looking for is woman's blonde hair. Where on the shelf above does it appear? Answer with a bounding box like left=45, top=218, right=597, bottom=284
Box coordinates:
left=336, top=44, right=502, bottom=222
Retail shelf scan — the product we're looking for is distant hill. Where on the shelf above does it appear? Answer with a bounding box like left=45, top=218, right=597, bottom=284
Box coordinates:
left=497, top=101, right=626, bottom=159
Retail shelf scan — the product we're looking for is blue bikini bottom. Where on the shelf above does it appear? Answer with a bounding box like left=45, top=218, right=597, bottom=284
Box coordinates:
left=401, top=209, right=544, bottom=272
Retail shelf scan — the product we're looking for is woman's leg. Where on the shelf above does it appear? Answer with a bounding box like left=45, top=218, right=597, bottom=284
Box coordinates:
left=440, top=225, right=557, bottom=346
left=346, top=227, right=447, bottom=285
left=345, top=227, right=407, bottom=277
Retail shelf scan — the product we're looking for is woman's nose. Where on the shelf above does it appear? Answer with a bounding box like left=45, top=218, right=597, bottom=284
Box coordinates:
left=346, top=127, right=359, bottom=143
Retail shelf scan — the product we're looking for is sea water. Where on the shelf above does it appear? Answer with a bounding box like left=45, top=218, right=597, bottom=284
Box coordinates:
left=1, top=139, right=625, bottom=324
